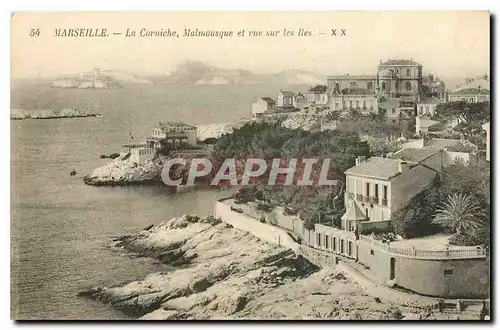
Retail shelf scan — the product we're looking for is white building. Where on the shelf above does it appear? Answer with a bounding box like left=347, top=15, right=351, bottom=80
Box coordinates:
left=148, top=121, right=197, bottom=150
left=251, top=97, right=276, bottom=117
left=306, top=85, right=329, bottom=105
left=417, top=97, right=442, bottom=116
left=123, top=144, right=155, bottom=164
left=448, top=88, right=490, bottom=103
left=343, top=156, right=437, bottom=232
left=277, top=90, right=295, bottom=108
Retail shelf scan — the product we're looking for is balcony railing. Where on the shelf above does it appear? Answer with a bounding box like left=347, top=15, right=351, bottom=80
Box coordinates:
left=359, top=235, right=487, bottom=260
left=356, top=194, right=363, bottom=202
left=348, top=193, right=355, bottom=200
left=382, top=198, right=388, bottom=206
left=364, top=196, right=370, bottom=203
left=372, top=197, right=379, bottom=204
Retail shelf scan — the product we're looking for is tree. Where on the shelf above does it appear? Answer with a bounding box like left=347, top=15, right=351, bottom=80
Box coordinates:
left=391, top=181, right=442, bottom=238
left=432, top=193, right=486, bottom=236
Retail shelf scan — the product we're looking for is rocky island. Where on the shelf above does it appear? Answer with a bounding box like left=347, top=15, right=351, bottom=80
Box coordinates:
left=11, top=108, right=100, bottom=120
left=79, top=214, right=457, bottom=320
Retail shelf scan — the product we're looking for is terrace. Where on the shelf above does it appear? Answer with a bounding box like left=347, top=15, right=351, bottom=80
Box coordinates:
left=361, top=234, right=487, bottom=260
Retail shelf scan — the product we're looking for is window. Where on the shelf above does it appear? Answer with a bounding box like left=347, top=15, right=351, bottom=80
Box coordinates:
left=395, top=81, right=399, bottom=90
left=444, top=269, right=454, bottom=276
left=375, top=184, right=379, bottom=198
left=317, top=233, right=321, bottom=246
left=325, top=235, right=329, bottom=249
left=406, top=69, right=411, bottom=77
left=419, top=106, right=423, bottom=115
left=367, top=81, right=373, bottom=90
left=383, top=185, right=388, bottom=200
left=365, top=208, right=369, bottom=219
left=370, top=250, right=375, bottom=255
left=392, top=108, right=396, bottom=114
left=335, top=102, right=339, bottom=109
left=333, top=237, right=337, bottom=251
left=340, top=240, right=344, bottom=253
left=366, top=182, right=370, bottom=196
left=356, top=100, right=359, bottom=108
left=350, top=81, right=357, bottom=88
left=349, top=101, right=353, bottom=109
left=382, top=82, right=387, bottom=91
left=405, top=81, right=412, bottom=91
left=362, top=100, right=366, bottom=109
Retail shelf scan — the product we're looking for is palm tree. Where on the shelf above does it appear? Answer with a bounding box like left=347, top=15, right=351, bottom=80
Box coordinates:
left=433, top=193, right=486, bottom=236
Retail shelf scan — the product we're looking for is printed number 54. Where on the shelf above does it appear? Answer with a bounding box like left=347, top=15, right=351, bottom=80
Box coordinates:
left=29, top=29, right=40, bottom=37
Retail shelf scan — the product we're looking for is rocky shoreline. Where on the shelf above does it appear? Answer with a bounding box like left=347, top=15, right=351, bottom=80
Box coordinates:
left=78, top=214, right=455, bottom=320
left=83, top=156, right=165, bottom=186
left=11, top=108, right=100, bottom=120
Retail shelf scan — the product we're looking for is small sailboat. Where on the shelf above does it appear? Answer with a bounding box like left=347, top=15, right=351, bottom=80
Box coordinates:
left=70, top=169, right=77, bottom=176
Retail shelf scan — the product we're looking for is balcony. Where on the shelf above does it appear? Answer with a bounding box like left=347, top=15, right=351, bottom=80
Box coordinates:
left=348, top=193, right=355, bottom=200
left=363, top=196, right=370, bottom=203
left=382, top=198, right=388, bottom=206
left=356, top=194, right=363, bottom=202
left=372, top=197, right=379, bottom=204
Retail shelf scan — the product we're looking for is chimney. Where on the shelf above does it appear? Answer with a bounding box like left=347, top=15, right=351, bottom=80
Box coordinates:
left=355, top=156, right=366, bottom=166
left=423, top=134, right=430, bottom=147
left=398, top=160, right=409, bottom=173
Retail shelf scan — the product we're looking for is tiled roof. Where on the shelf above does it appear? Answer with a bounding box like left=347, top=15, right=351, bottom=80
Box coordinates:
left=345, top=157, right=405, bottom=179
left=327, top=75, right=377, bottom=80
left=280, top=90, right=295, bottom=97
left=450, top=88, right=490, bottom=96
left=418, top=97, right=442, bottom=105
left=341, top=200, right=367, bottom=221
left=389, top=148, right=439, bottom=163
left=261, top=97, right=275, bottom=104
left=157, top=121, right=196, bottom=129
left=379, top=59, right=422, bottom=66
left=342, top=88, right=375, bottom=96
left=399, top=96, right=416, bottom=102
left=308, top=85, right=327, bottom=93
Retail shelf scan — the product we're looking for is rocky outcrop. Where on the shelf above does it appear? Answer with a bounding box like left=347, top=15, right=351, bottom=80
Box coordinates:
left=196, top=120, right=251, bottom=142
left=83, top=156, right=165, bottom=186
left=11, top=108, right=100, bottom=120
left=79, top=214, right=456, bottom=320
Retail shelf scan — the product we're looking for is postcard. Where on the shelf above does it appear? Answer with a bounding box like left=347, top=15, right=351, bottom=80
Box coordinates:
left=10, top=11, right=491, bottom=320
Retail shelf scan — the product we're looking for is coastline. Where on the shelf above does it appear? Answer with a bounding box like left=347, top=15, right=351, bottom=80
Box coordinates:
left=79, top=213, right=459, bottom=320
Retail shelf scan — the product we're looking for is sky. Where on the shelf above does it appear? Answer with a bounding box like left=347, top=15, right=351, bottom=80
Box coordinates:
left=11, top=11, right=490, bottom=79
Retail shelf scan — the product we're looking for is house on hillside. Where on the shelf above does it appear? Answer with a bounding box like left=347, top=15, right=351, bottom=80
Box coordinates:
left=146, top=121, right=197, bottom=150
left=328, top=88, right=378, bottom=114
left=293, top=93, right=306, bottom=110
left=306, top=85, right=329, bottom=105
left=277, top=90, right=295, bottom=108
left=251, top=97, right=276, bottom=117
left=341, top=156, right=437, bottom=232
left=448, top=87, right=490, bottom=103
left=417, top=97, right=442, bottom=116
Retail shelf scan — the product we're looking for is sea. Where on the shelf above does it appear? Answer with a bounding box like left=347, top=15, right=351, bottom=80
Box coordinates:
left=10, top=81, right=307, bottom=320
